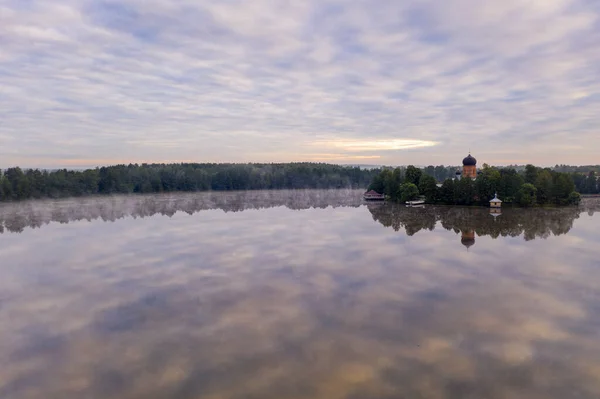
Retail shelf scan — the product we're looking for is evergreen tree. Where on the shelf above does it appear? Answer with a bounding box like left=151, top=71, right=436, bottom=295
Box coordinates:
left=535, top=169, right=554, bottom=205
left=455, top=178, right=475, bottom=205
left=517, top=183, right=537, bottom=207
left=423, top=165, right=435, bottom=177
left=586, top=171, right=598, bottom=194
left=418, top=174, right=438, bottom=203
left=4, top=167, right=30, bottom=200
left=382, top=169, right=400, bottom=197
left=552, top=173, right=576, bottom=205
left=475, top=166, right=500, bottom=205
left=439, top=179, right=456, bottom=204
left=524, top=164, right=538, bottom=184
left=434, top=165, right=447, bottom=181
left=498, top=168, right=523, bottom=202
left=369, top=173, right=386, bottom=194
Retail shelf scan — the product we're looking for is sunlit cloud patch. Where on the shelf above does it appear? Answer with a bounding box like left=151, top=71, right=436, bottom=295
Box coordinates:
left=321, top=139, right=439, bottom=152
left=302, top=154, right=383, bottom=161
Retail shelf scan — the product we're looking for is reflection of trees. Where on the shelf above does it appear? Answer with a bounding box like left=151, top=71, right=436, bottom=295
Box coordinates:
left=368, top=201, right=594, bottom=241
left=0, top=190, right=364, bottom=234
left=366, top=203, right=437, bottom=236
left=2, top=193, right=598, bottom=237
left=581, top=196, right=600, bottom=217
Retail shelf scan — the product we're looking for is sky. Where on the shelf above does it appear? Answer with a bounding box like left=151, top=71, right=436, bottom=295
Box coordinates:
left=1, top=0, right=599, bottom=168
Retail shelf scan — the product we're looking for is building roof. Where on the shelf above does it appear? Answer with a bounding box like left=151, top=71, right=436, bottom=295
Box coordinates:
left=365, top=190, right=383, bottom=195
left=463, top=153, right=477, bottom=166
left=490, top=193, right=502, bottom=203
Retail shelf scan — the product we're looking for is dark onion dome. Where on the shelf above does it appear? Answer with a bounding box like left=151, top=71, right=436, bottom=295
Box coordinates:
left=462, top=154, right=477, bottom=166
left=461, top=236, right=475, bottom=248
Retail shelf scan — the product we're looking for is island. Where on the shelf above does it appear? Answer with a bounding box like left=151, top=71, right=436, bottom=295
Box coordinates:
left=367, top=153, right=583, bottom=207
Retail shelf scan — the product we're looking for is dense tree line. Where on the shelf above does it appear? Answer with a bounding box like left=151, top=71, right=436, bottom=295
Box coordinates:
left=421, top=165, right=462, bottom=181
left=1, top=162, right=594, bottom=204
left=553, top=165, right=600, bottom=174
left=369, top=164, right=581, bottom=206
left=0, top=163, right=380, bottom=202
left=419, top=165, right=600, bottom=181
left=571, top=171, right=599, bottom=194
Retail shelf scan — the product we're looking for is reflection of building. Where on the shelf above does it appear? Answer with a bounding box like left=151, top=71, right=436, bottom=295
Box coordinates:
left=490, top=208, right=502, bottom=218
left=461, top=229, right=475, bottom=249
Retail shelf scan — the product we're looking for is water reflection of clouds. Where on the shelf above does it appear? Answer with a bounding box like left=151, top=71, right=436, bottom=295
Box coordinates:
left=1, top=194, right=600, bottom=398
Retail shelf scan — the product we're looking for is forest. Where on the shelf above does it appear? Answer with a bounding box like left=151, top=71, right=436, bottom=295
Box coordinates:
left=0, top=162, right=596, bottom=203
left=571, top=171, right=600, bottom=195
left=0, top=163, right=381, bottom=201
left=369, top=164, right=586, bottom=206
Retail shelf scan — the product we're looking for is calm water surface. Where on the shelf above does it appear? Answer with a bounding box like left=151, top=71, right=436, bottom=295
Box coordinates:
left=1, top=190, right=600, bottom=399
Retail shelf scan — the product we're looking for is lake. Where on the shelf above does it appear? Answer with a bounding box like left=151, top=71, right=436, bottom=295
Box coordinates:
left=1, top=190, right=600, bottom=399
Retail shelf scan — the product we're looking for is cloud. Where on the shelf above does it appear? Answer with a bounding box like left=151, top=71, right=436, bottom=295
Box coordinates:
left=319, top=139, right=439, bottom=152
left=0, top=0, right=599, bottom=167
left=302, top=154, right=383, bottom=161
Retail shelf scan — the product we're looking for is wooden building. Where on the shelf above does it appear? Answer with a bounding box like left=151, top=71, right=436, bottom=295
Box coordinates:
left=490, top=193, right=502, bottom=208
left=364, top=190, right=384, bottom=201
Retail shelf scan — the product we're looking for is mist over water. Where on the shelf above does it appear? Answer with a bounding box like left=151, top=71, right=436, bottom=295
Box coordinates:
left=1, top=191, right=600, bottom=399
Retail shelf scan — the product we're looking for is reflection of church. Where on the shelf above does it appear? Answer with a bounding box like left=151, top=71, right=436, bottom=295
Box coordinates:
left=452, top=154, right=479, bottom=250
left=366, top=201, right=582, bottom=242
left=461, top=229, right=476, bottom=249
left=455, top=153, right=477, bottom=180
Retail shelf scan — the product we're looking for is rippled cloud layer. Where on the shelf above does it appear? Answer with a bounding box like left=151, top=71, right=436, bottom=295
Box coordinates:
left=1, top=0, right=599, bottom=167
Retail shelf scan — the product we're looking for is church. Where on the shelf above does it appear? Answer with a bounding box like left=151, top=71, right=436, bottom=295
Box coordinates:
left=455, top=153, right=477, bottom=180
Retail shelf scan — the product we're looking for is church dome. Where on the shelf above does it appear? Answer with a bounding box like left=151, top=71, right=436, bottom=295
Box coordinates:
left=461, top=236, right=475, bottom=248
left=463, top=154, right=477, bottom=166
